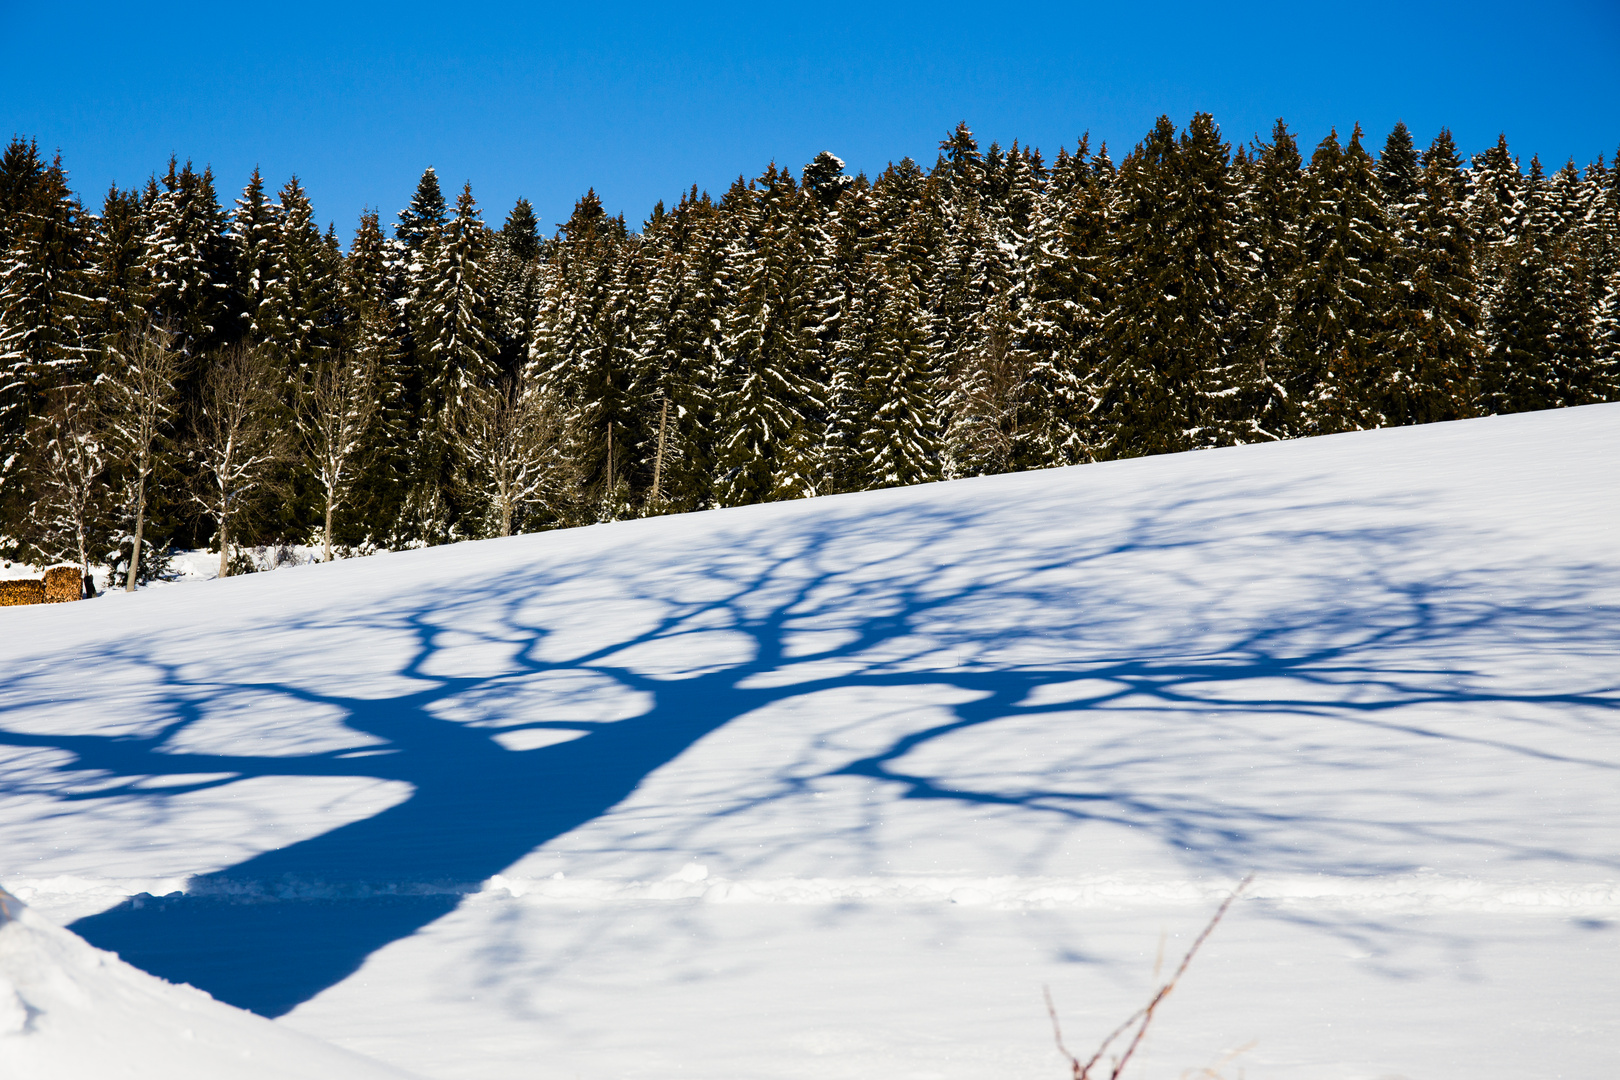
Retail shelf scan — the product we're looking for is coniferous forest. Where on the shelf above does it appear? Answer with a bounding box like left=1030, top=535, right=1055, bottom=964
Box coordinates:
left=2, top=115, right=1617, bottom=584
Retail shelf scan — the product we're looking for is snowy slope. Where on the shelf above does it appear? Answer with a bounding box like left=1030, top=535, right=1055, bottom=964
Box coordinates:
left=0, top=886, right=419, bottom=1080
left=2, top=404, right=1618, bottom=1079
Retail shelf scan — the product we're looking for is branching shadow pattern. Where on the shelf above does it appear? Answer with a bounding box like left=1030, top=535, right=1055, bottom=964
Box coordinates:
left=0, top=480, right=1615, bottom=1016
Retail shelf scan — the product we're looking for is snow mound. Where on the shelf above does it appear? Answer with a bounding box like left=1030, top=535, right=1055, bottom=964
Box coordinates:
left=0, top=885, right=418, bottom=1080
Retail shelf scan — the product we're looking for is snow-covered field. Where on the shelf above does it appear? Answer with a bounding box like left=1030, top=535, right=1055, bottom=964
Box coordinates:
left=2, top=404, right=1618, bottom=1079
left=0, top=541, right=326, bottom=593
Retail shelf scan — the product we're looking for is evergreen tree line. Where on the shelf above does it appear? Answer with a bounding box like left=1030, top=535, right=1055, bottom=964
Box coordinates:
left=2, top=115, right=1617, bottom=585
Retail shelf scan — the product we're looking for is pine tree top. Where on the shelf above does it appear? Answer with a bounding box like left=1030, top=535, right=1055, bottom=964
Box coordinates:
left=1378, top=121, right=1421, bottom=206
left=502, top=198, right=540, bottom=262
left=397, top=167, right=447, bottom=250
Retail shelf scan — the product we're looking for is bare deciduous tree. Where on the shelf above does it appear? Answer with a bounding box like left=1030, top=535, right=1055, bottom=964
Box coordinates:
left=101, top=326, right=181, bottom=591
left=25, top=384, right=108, bottom=593
left=460, top=374, right=574, bottom=537
left=190, top=344, right=288, bottom=579
left=297, top=351, right=378, bottom=562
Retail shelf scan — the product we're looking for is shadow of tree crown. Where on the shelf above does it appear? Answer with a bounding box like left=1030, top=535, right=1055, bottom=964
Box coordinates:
left=0, top=482, right=1614, bottom=1015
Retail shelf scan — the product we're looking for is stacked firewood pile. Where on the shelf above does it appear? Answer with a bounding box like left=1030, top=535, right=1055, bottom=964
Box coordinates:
left=0, top=567, right=85, bottom=606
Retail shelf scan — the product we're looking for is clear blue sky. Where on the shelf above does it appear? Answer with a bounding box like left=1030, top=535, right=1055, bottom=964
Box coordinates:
left=3, top=0, right=1617, bottom=240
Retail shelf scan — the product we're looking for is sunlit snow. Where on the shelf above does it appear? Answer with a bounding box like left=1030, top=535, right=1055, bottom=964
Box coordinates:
left=2, top=403, right=1617, bottom=1078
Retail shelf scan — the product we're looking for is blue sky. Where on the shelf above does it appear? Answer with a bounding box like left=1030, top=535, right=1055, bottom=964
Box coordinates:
left=3, top=1, right=1617, bottom=239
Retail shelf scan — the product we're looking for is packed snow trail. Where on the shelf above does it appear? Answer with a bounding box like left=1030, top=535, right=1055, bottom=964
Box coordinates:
left=1, top=404, right=1617, bottom=1077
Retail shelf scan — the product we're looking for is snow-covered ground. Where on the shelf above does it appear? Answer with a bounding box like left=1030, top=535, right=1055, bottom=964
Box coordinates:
left=2, top=404, right=1617, bottom=1079
left=0, top=886, right=419, bottom=1079
left=0, top=541, right=328, bottom=594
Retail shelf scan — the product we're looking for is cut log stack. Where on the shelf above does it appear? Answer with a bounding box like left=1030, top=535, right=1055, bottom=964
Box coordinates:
left=1, top=567, right=84, bottom=606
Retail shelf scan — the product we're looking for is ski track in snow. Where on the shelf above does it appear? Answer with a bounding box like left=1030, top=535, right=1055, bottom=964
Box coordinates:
left=1, top=404, right=1618, bottom=1079
left=9, top=870, right=1620, bottom=919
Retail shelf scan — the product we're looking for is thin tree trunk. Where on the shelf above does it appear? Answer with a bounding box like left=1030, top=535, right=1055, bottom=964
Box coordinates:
left=218, top=509, right=230, bottom=579
left=126, top=466, right=146, bottom=592
left=605, top=422, right=614, bottom=501
left=651, top=397, right=669, bottom=506
left=77, top=530, right=90, bottom=600
left=324, top=493, right=335, bottom=563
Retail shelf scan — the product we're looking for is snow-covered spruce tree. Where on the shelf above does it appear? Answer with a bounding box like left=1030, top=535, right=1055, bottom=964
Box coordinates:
left=100, top=325, right=181, bottom=590
left=488, top=198, right=543, bottom=381
left=230, top=167, right=280, bottom=342
left=1535, top=157, right=1598, bottom=391
left=942, top=278, right=1020, bottom=478
left=1595, top=267, right=1620, bottom=392
left=858, top=254, right=943, bottom=488
left=1464, top=134, right=1526, bottom=335
left=500, top=197, right=541, bottom=263
left=1383, top=129, right=1481, bottom=425
left=802, top=151, right=853, bottom=212
left=188, top=344, right=289, bottom=578
left=530, top=189, right=639, bottom=521
left=341, top=207, right=407, bottom=388
left=0, top=146, right=95, bottom=531
left=138, top=158, right=232, bottom=356
left=626, top=190, right=726, bottom=513
left=338, top=208, right=414, bottom=545
left=593, top=238, right=650, bottom=521
left=712, top=167, right=826, bottom=507
left=84, top=183, right=151, bottom=354
left=260, top=176, right=340, bottom=383
left=1009, top=134, right=1112, bottom=470
left=823, top=186, right=886, bottom=492
left=1593, top=152, right=1620, bottom=392
left=798, top=159, right=842, bottom=418
left=0, top=149, right=93, bottom=409
left=296, top=351, right=378, bottom=561
left=1377, top=122, right=1423, bottom=226
left=1542, top=159, right=1587, bottom=243
left=403, top=180, right=496, bottom=539
left=1482, top=158, right=1602, bottom=413
left=393, top=168, right=446, bottom=381
left=1567, top=158, right=1620, bottom=403
left=417, top=181, right=499, bottom=410
left=935, top=135, right=1041, bottom=479
left=0, top=137, right=42, bottom=241
left=1286, top=125, right=1395, bottom=435
left=1093, top=114, right=1242, bottom=459
left=1582, top=153, right=1620, bottom=328
left=387, top=167, right=449, bottom=541
left=1226, top=120, right=1303, bottom=440
left=868, top=155, right=927, bottom=253
left=928, top=125, right=992, bottom=410
left=624, top=208, right=674, bottom=513
left=396, top=167, right=447, bottom=260
left=21, top=383, right=108, bottom=591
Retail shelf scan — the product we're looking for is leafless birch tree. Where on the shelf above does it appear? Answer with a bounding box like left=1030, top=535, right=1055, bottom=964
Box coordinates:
left=25, top=384, right=108, bottom=592
left=190, top=344, right=288, bottom=579
left=101, top=326, right=180, bottom=590
left=460, top=374, right=574, bottom=537
left=297, top=351, right=378, bottom=561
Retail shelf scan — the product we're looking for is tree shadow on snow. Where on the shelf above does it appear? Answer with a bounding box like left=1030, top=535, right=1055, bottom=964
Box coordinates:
left=0, top=475, right=1616, bottom=1015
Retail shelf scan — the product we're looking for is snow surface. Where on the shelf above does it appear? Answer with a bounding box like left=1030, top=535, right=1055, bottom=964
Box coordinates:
left=0, top=886, right=419, bottom=1079
left=2, top=404, right=1618, bottom=1078
left=0, top=541, right=325, bottom=594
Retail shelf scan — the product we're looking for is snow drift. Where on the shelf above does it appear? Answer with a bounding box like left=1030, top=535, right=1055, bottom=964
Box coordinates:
left=0, top=885, right=417, bottom=1079
left=1, top=403, right=1618, bottom=1078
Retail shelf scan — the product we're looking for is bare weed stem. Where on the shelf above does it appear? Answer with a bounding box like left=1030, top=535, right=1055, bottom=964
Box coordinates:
left=1046, top=874, right=1254, bottom=1079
